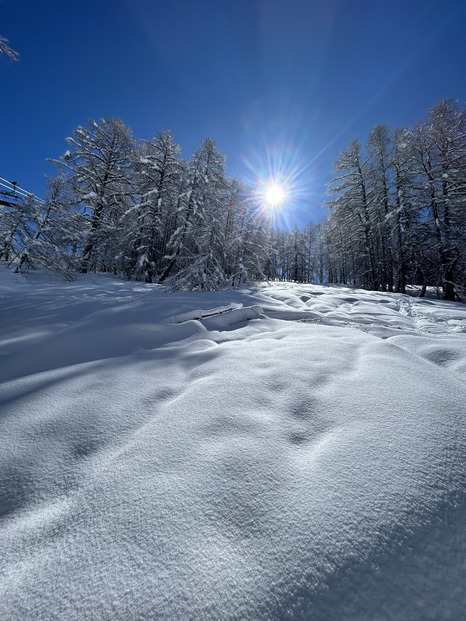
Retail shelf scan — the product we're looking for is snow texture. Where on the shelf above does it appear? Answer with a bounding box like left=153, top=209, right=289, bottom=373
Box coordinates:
left=0, top=266, right=465, bottom=620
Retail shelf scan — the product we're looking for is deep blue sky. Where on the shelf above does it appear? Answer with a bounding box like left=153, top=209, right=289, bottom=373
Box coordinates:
left=1, top=0, right=465, bottom=226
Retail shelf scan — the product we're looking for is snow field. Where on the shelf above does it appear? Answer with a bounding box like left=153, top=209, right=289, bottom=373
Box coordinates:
left=0, top=267, right=465, bottom=619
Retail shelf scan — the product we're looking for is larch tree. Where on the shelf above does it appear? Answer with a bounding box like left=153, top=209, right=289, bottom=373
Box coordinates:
left=159, top=138, right=227, bottom=290
left=327, top=139, right=377, bottom=289
left=57, top=117, right=135, bottom=274
left=391, top=128, right=420, bottom=293
left=12, top=175, right=77, bottom=275
left=366, top=124, right=395, bottom=291
left=413, top=100, right=466, bottom=300
left=124, top=130, right=182, bottom=282
left=0, top=194, right=25, bottom=262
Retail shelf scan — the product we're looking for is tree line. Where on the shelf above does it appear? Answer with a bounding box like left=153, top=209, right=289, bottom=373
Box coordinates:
left=324, top=99, right=466, bottom=301
left=1, top=99, right=465, bottom=299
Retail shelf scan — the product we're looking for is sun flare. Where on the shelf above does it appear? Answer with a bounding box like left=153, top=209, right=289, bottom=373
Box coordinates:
left=265, top=184, right=285, bottom=206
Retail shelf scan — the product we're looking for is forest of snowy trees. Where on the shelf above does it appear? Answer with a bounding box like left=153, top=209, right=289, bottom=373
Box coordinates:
left=1, top=99, right=465, bottom=299
left=1, top=123, right=270, bottom=291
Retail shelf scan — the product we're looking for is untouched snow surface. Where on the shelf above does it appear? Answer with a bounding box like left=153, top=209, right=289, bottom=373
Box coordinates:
left=0, top=266, right=465, bottom=620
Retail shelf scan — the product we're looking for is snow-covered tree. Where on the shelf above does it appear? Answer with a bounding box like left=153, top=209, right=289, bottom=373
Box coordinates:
left=222, top=179, right=269, bottom=286
left=366, top=124, right=395, bottom=291
left=413, top=100, right=466, bottom=300
left=160, top=138, right=228, bottom=290
left=5, top=175, right=81, bottom=277
left=0, top=193, right=25, bottom=262
left=326, top=139, right=378, bottom=289
left=389, top=128, right=421, bottom=293
left=127, top=131, right=182, bottom=281
left=57, top=117, right=135, bottom=273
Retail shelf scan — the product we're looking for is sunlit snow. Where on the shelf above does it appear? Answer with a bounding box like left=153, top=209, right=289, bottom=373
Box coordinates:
left=0, top=265, right=465, bottom=620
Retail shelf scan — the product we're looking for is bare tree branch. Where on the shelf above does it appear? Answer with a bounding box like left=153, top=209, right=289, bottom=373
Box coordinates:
left=0, top=35, right=19, bottom=61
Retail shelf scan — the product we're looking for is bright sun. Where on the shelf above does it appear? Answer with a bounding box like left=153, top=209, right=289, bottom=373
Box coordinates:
left=265, top=184, right=285, bottom=207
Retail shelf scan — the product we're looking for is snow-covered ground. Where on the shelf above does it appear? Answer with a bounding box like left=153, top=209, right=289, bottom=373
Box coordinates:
left=0, top=265, right=465, bottom=620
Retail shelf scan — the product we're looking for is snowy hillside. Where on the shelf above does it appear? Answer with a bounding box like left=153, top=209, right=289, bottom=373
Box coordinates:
left=0, top=265, right=465, bottom=620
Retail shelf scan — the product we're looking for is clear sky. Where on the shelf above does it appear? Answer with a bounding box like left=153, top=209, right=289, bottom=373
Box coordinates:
left=1, top=0, right=465, bottom=227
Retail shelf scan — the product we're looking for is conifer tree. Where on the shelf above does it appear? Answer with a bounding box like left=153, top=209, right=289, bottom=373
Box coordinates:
left=57, top=117, right=135, bottom=273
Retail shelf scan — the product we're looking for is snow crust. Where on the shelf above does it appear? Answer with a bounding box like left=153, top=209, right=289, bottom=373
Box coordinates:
left=0, top=267, right=465, bottom=620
